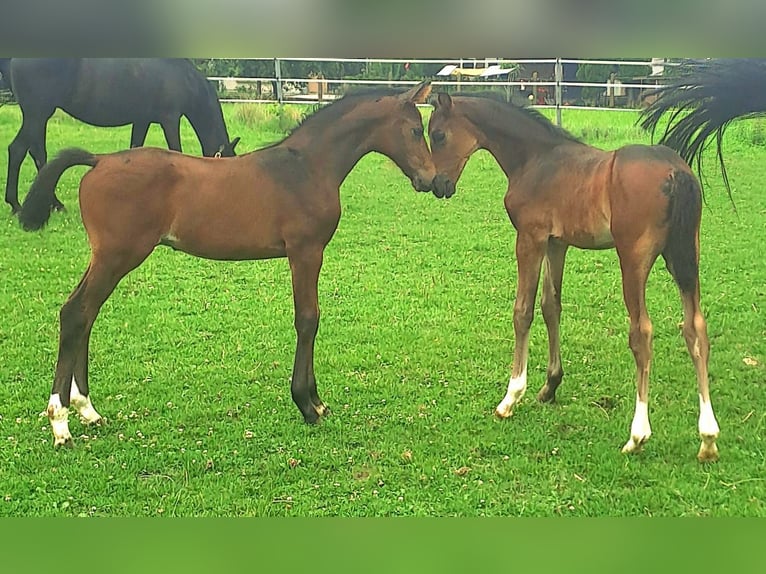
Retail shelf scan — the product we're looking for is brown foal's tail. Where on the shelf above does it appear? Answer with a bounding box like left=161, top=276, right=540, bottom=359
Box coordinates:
left=18, top=148, right=98, bottom=231
left=663, top=170, right=703, bottom=294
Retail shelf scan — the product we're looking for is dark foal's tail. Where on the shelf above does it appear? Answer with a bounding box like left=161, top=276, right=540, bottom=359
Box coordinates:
left=663, top=170, right=703, bottom=294
left=18, top=148, right=98, bottom=231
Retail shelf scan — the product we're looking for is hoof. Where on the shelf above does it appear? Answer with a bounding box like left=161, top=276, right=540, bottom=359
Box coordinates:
left=536, top=388, right=556, bottom=403
left=494, top=406, right=513, bottom=419
left=54, top=436, right=73, bottom=449
left=697, top=441, right=719, bottom=463
left=52, top=202, right=66, bottom=212
left=621, top=435, right=650, bottom=454
left=80, top=414, right=105, bottom=426
left=302, top=411, right=321, bottom=425
left=314, top=403, right=332, bottom=418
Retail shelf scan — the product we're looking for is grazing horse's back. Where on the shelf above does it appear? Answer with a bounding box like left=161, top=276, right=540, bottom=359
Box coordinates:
left=5, top=58, right=238, bottom=213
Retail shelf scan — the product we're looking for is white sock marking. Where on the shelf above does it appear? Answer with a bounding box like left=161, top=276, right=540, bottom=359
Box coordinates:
left=622, top=396, right=651, bottom=453
left=69, top=377, right=102, bottom=424
left=495, top=367, right=528, bottom=418
left=697, top=394, right=720, bottom=461
left=698, top=395, right=719, bottom=438
left=47, top=393, right=72, bottom=446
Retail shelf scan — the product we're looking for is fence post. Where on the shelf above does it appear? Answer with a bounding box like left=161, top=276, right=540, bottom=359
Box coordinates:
left=274, top=58, right=283, bottom=103
left=555, top=58, right=563, bottom=127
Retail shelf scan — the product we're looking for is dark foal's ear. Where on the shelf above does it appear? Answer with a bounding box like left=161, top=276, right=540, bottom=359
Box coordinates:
left=403, top=80, right=432, bottom=104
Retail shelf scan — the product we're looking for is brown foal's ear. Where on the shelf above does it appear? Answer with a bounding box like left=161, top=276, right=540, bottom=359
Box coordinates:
left=435, top=91, right=453, bottom=112
left=403, top=80, right=432, bottom=104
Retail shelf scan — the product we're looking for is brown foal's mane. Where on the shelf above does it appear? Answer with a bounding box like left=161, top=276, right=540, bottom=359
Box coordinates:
left=454, top=91, right=582, bottom=144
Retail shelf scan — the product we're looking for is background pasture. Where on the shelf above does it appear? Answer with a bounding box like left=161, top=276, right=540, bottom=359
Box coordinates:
left=0, top=104, right=763, bottom=516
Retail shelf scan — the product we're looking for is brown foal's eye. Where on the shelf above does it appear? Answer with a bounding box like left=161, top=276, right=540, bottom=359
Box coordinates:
left=412, top=127, right=424, bottom=138
left=431, top=131, right=446, bottom=144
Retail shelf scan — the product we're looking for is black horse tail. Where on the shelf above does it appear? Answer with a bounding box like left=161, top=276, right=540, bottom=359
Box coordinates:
left=663, top=170, right=703, bottom=295
left=18, top=148, right=98, bottom=231
left=640, top=59, right=766, bottom=200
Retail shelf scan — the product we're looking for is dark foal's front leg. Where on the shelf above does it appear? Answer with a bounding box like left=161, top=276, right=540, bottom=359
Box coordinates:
left=288, top=246, right=329, bottom=423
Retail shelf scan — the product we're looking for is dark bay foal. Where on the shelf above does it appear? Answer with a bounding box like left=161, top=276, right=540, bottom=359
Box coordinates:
left=19, top=82, right=435, bottom=447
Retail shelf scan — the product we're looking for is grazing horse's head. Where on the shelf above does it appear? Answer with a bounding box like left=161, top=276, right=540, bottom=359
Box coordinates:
left=374, top=81, right=436, bottom=193
left=215, top=136, right=241, bottom=157
left=427, top=92, right=479, bottom=199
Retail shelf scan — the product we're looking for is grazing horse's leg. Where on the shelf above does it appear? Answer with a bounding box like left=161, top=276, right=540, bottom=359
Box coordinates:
left=287, top=245, right=329, bottom=423
left=6, top=113, right=66, bottom=213
left=130, top=122, right=151, bottom=148
left=679, top=285, right=719, bottom=461
left=495, top=233, right=547, bottom=418
left=617, top=246, right=659, bottom=454
left=26, top=120, right=65, bottom=212
left=160, top=117, right=183, bottom=153
left=6, top=114, right=49, bottom=212
left=47, top=249, right=153, bottom=446
left=6, top=128, right=30, bottom=212
left=537, top=240, right=569, bottom=403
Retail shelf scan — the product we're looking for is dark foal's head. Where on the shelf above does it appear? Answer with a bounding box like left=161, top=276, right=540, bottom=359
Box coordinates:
left=373, top=81, right=436, bottom=193
left=427, top=92, right=480, bottom=199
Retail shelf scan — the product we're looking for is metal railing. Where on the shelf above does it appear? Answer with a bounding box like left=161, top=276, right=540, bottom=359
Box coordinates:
left=206, top=57, right=675, bottom=126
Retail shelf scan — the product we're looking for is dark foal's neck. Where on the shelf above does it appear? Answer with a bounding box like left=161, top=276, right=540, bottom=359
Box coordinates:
left=462, top=97, right=582, bottom=177
left=281, top=97, right=396, bottom=186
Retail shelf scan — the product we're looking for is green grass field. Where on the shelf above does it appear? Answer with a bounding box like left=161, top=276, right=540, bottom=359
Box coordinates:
left=0, top=103, right=764, bottom=517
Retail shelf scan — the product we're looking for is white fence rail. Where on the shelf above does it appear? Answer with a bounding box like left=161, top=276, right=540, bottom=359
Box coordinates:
left=206, top=57, right=677, bottom=125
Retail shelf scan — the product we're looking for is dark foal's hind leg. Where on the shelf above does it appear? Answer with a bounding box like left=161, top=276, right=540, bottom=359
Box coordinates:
left=537, top=240, right=569, bottom=403
left=46, top=249, right=153, bottom=447
left=287, top=245, right=329, bottom=423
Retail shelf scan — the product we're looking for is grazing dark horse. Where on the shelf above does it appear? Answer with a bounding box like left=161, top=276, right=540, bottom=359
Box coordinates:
left=428, top=92, right=719, bottom=461
left=640, top=58, right=766, bottom=198
left=0, top=58, right=11, bottom=93
left=5, top=58, right=240, bottom=213
left=18, top=81, right=435, bottom=447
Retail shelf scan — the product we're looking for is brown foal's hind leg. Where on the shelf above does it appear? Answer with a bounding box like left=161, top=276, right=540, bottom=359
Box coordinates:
left=287, top=245, right=329, bottom=423
left=537, top=240, right=568, bottom=403
left=616, top=246, right=658, bottom=454
left=679, top=285, right=719, bottom=461
left=495, top=233, right=547, bottom=418
left=46, top=248, right=153, bottom=447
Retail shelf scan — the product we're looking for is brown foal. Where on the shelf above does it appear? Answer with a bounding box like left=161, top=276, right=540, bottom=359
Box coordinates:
left=428, top=92, right=719, bottom=461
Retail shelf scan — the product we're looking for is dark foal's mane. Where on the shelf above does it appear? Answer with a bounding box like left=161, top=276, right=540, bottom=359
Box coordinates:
left=455, top=91, right=582, bottom=144
left=289, top=87, right=412, bottom=134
